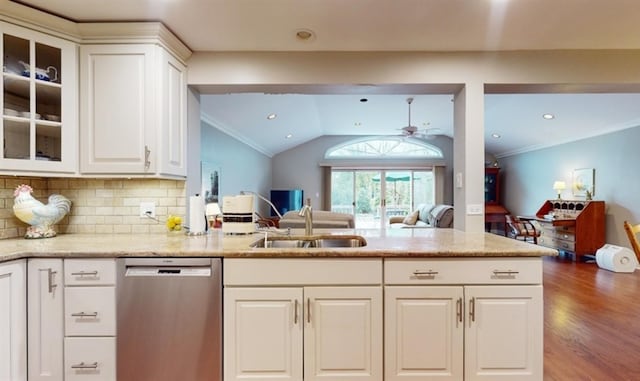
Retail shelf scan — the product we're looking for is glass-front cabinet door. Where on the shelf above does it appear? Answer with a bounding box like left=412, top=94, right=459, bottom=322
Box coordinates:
left=1, top=22, right=77, bottom=174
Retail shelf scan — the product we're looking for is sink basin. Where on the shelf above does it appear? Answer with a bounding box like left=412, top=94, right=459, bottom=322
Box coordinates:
left=251, top=235, right=367, bottom=249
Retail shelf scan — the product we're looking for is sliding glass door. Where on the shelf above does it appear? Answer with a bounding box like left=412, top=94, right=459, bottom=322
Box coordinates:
left=331, top=169, right=435, bottom=228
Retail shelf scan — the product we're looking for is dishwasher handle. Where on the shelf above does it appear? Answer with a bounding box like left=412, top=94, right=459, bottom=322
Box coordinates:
left=123, top=258, right=212, bottom=267
left=125, top=266, right=211, bottom=277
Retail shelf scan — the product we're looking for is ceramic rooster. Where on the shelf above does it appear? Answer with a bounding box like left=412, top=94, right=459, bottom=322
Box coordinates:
left=13, top=184, right=71, bottom=239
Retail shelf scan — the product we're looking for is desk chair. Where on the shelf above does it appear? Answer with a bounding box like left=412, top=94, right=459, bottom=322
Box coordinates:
left=623, top=221, right=640, bottom=262
left=505, top=215, right=540, bottom=244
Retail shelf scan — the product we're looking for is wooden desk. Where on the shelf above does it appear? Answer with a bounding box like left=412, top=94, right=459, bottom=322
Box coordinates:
left=533, top=200, right=605, bottom=261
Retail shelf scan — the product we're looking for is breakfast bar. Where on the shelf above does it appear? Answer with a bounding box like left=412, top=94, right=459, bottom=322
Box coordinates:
left=1, top=229, right=555, bottom=381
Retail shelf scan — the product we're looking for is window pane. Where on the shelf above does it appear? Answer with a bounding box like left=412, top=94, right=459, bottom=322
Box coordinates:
left=326, top=138, right=443, bottom=158
left=413, top=171, right=435, bottom=207
left=331, top=171, right=354, bottom=214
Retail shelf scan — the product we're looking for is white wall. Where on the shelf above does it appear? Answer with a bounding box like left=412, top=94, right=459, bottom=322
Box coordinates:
left=200, top=120, right=273, bottom=216
left=500, top=125, right=640, bottom=249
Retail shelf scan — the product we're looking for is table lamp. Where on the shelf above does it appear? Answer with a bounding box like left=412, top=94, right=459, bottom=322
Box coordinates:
left=205, top=202, right=222, bottom=228
left=553, top=181, right=566, bottom=200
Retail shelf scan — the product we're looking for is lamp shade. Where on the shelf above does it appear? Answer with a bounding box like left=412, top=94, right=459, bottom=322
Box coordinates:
left=552, top=181, right=566, bottom=191
left=205, top=202, right=221, bottom=217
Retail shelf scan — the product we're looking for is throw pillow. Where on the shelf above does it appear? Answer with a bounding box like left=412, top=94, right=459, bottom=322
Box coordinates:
left=402, top=210, right=420, bottom=225
left=418, top=204, right=435, bottom=223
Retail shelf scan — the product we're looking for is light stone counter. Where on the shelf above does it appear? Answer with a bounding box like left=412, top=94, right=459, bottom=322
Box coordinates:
left=0, top=228, right=557, bottom=263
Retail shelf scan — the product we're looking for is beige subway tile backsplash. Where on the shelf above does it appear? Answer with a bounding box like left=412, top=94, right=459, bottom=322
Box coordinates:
left=0, top=176, right=186, bottom=239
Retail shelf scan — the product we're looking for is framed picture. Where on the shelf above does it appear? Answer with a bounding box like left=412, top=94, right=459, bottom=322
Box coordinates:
left=572, top=168, right=594, bottom=199
left=201, top=162, right=221, bottom=204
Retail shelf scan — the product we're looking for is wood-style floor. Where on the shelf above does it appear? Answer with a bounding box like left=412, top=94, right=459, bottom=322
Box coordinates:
left=543, top=255, right=640, bottom=380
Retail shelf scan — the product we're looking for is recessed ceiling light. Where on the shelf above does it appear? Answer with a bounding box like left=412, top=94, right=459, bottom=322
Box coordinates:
left=492, top=133, right=501, bottom=139
left=542, top=113, right=555, bottom=120
left=295, top=29, right=315, bottom=42
left=267, top=113, right=277, bottom=120
left=285, top=134, right=293, bottom=139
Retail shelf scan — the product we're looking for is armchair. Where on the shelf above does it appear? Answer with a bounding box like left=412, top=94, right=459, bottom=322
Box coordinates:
left=505, top=215, right=540, bottom=244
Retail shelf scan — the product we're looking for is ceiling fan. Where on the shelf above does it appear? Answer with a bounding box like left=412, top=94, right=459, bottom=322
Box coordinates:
left=398, top=97, right=442, bottom=139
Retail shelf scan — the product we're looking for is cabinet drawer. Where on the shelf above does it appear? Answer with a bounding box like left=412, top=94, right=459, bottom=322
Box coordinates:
left=539, top=236, right=575, bottom=252
left=384, top=258, right=542, bottom=285
left=539, top=228, right=575, bottom=242
left=65, top=259, right=116, bottom=286
left=65, top=287, right=116, bottom=336
left=224, top=258, right=382, bottom=285
left=65, top=337, right=115, bottom=381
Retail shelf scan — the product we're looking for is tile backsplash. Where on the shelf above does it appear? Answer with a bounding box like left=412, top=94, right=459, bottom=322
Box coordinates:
left=0, top=176, right=186, bottom=239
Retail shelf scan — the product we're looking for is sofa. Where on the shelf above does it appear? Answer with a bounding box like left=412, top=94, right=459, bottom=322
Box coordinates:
left=278, top=210, right=355, bottom=229
left=388, top=204, right=454, bottom=228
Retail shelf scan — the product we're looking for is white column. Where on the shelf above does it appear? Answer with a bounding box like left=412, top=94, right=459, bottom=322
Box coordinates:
left=453, top=82, right=485, bottom=232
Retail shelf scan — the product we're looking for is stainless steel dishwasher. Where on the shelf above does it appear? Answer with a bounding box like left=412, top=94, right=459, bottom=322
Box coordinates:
left=116, top=258, right=221, bottom=381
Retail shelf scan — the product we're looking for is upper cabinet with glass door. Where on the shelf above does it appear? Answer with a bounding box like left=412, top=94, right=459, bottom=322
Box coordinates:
left=1, top=22, right=78, bottom=174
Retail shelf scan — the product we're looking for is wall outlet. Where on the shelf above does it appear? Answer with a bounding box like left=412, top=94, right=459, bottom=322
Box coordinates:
left=140, top=202, right=156, bottom=218
left=466, top=204, right=483, bottom=215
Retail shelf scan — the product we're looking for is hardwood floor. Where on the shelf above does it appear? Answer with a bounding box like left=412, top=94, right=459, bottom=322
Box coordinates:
left=543, top=255, right=640, bottom=380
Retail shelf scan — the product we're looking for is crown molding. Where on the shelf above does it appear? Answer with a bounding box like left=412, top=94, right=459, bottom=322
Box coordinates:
left=77, top=22, right=191, bottom=63
left=1, top=2, right=191, bottom=62
left=200, top=113, right=274, bottom=158
left=0, top=1, right=81, bottom=42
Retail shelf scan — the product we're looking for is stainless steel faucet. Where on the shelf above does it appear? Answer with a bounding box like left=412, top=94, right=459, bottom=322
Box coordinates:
left=298, top=198, right=313, bottom=236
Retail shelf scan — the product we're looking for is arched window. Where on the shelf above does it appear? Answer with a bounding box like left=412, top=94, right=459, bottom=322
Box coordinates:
left=325, top=137, right=443, bottom=159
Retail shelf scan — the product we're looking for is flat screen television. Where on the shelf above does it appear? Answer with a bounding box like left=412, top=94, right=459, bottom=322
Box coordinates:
left=270, top=189, right=304, bottom=217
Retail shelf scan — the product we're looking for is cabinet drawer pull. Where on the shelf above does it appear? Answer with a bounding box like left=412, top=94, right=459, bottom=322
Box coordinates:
left=469, top=297, right=476, bottom=323
left=307, top=298, right=311, bottom=324
left=71, top=312, right=98, bottom=318
left=413, top=270, right=439, bottom=277
left=47, top=268, right=57, bottom=294
left=144, top=145, right=151, bottom=170
left=294, top=299, right=299, bottom=324
left=456, top=297, right=462, bottom=325
left=71, top=362, right=98, bottom=369
left=492, top=270, right=519, bottom=276
left=71, top=270, right=99, bottom=277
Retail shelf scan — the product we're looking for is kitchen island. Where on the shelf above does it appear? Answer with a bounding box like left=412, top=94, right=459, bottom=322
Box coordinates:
left=1, top=229, right=555, bottom=381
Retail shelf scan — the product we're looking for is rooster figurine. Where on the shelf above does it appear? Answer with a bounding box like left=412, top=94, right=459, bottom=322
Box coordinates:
left=13, top=184, right=71, bottom=239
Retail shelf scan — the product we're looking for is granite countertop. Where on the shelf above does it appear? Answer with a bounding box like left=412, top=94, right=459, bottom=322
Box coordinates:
left=0, top=228, right=557, bottom=263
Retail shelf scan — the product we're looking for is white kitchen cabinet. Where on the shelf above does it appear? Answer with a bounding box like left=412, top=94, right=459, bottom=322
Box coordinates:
left=385, top=286, right=464, bottom=381
left=223, top=258, right=383, bottom=381
left=1, top=21, right=78, bottom=175
left=384, top=258, right=543, bottom=381
left=224, top=287, right=303, bottom=381
left=28, top=259, right=64, bottom=381
left=64, top=287, right=116, bottom=336
left=0, top=259, right=27, bottom=381
left=158, top=48, right=187, bottom=177
left=64, top=337, right=116, bottom=381
left=464, top=285, right=542, bottom=381
left=79, top=43, right=187, bottom=177
left=63, top=259, right=116, bottom=381
left=304, top=286, right=382, bottom=381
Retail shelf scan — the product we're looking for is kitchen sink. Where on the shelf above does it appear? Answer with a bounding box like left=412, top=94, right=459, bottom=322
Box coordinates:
left=251, top=235, right=367, bottom=248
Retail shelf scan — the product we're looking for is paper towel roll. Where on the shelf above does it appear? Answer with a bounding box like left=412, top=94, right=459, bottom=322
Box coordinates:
left=189, top=194, right=206, bottom=234
left=595, top=244, right=638, bottom=273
